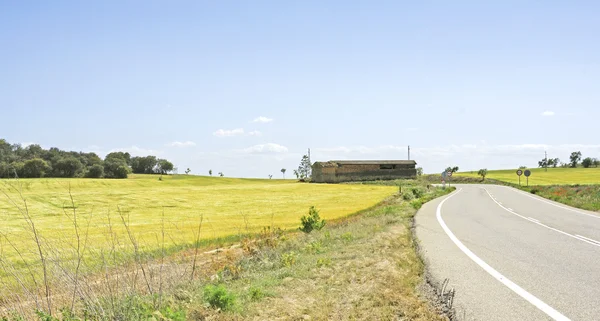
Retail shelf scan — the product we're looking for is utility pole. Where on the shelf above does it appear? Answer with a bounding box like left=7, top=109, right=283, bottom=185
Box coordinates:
left=408, top=145, right=410, bottom=160
left=545, top=151, right=548, bottom=172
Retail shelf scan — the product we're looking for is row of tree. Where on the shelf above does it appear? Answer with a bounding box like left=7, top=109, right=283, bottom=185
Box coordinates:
left=0, top=139, right=174, bottom=179
left=539, top=151, right=600, bottom=169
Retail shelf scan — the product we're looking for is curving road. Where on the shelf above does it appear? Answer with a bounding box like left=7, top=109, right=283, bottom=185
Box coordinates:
left=416, top=184, right=600, bottom=321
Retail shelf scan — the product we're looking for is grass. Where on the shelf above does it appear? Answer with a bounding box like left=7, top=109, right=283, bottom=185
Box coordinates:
left=455, top=167, right=600, bottom=185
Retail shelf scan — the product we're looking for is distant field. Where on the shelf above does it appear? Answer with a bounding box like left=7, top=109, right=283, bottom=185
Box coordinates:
left=455, top=167, right=600, bottom=185
left=0, top=175, right=396, bottom=264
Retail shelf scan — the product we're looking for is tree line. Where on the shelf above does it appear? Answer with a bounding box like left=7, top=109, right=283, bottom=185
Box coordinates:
left=0, top=139, right=174, bottom=179
left=539, top=151, right=600, bottom=169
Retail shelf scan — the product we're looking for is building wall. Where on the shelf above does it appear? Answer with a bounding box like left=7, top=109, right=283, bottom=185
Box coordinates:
left=312, top=163, right=417, bottom=183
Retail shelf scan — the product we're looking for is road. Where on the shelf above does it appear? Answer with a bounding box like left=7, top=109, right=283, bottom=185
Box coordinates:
left=416, top=184, right=600, bottom=321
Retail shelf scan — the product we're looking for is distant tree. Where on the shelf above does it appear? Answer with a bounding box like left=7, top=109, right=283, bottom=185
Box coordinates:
left=445, top=166, right=459, bottom=174
left=185, top=168, right=191, bottom=175
left=552, top=158, right=560, bottom=168
left=104, top=157, right=129, bottom=179
left=85, top=164, right=104, bottom=178
left=297, top=155, right=312, bottom=181
left=582, top=157, right=593, bottom=168
left=209, top=169, right=213, bottom=176
left=156, top=159, right=174, bottom=174
left=293, top=169, right=299, bottom=179
left=416, top=167, right=423, bottom=176
left=53, top=156, right=83, bottom=177
left=130, top=156, right=157, bottom=174
left=593, top=158, right=600, bottom=168
left=105, top=152, right=132, bottom=165
left=538, top=159, right=547, bottom=168
left=569, top=151, right=582, bottom=168
left=518, top=165, right=527, bottom=169
left=478, top=168, right=488, bottom=181
left=269, top=174, right=273, bottom=179
left=22, top=158, right=50, bottom=178
left=281, top=168, right=286, bottom=179
left=218, top=172, right=224, bottom=177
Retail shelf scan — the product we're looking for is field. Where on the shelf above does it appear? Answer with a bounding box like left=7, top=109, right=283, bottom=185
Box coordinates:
left=0, top=175, right=396, bottom=264
left=455, top=167, right=600, bottom=185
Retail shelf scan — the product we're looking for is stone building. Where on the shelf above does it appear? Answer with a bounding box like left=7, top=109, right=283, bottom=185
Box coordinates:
left=311, top=160, right=417, bottom=183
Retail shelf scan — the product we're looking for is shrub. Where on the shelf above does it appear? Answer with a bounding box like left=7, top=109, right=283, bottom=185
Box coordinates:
left=299, top=206, right=326, bottom=233
left=249, top=287, right=266, bottom=301
left=410, top=199, right=423, bottom=209
left=22, top=158, right=50, bottom=178
left=281, top=251, right=298, bottom=267
left=530, top=188, right=539, bottom=195
left=316, top=257, right=332, bottom=267
left=402, top=192, right=414, bottom=201
left=411, top=188, right=424, bottom=198
left=203, top=284, right=236, bottom=311
left=85, top=164, right=104, bottom=178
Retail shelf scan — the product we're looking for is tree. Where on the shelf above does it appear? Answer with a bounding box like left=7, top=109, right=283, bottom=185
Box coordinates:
left=281, top=168, right=286, bottom=179
left=416, top=167, right=423, bottom=176
left=593, top=158, right=600, bottom=168
left=551, top=158, right=560, bottom=168
left=185, top=168, right=191, bottom=175
left=209, top=169, right=213, bottom=176
left=582, top=157, right=593, bottom=168
left=156, top=159, right=174, bottom=174
left=130, top=156, right=157, bottom=174
left=105, top=152, right=131, bottom=165
left=218, top=172, right=224, bottom=177
left=53, top=156, right=83, bottom=177
left=538, top=159, right=547, bottom=168
left=293, top=169, right=299, bottom=179
left=104, top=158, right=129, bottom=179
left=519, top=165, right=527, bottom=169
left=569, top=151, right=582, bottom=168
left=85, top=164, right=104, bottom=178
left=296, top=155, right=312, bottom=181
left=22, top=158, right=50, bottom=178
left=478, top=168, right=488, bottom=181
left=268, top=174, right=273, bottom=179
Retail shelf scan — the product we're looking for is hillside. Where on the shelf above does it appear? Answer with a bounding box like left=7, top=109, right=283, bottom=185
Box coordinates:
left=455, top=167, right=600, bottom=185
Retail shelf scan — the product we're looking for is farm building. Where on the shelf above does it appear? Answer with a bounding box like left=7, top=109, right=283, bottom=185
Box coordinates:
left=311, top=160, right=417, bottom=183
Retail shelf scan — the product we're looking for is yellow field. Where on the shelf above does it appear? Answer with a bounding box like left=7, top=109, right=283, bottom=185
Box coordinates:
left=455, top=167, right=600, bottom=185
left=0, top=174, right=396, bottom=263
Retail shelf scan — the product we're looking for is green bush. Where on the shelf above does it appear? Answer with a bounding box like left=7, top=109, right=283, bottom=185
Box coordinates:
left=203, top=284, right=236, bottom=311
left=402, top=192, right=414, bottom=201
left=85, top=164, right=104, bottom=178
left=299, top=206, right=326, bottom=233
left=411, top=188, right=424, bottom=198
left=281, top=251, right=298, bottom=267
left=249, top=287, right=266, bottom=301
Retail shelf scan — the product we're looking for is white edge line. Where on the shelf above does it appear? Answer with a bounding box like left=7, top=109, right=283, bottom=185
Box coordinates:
left=527, top=217, right=540, bottom=223
left=437, top=189, right=571, bottom=321
left=575, top=234, right=600, bottom=245
left=499, top=185, right=600, bottom=220
left=484, top=188, right=600, bottom=249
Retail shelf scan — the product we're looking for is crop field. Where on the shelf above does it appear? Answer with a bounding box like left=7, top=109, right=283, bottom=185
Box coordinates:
left=455, top=167, right=600, bottom=185
left=0, top=174, right=396, bottom=266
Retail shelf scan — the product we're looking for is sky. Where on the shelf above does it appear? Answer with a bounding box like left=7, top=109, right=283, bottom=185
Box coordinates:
left=1, top=1, right=600, bottom=177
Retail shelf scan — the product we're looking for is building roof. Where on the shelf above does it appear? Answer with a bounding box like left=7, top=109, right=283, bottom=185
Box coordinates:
left=330, top=160, right=416, bottom=165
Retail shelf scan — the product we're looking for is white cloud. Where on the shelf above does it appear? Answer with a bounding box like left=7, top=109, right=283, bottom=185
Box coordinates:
left=541, top=111, right=555, bottom=116
left=243, top=143, right=288, bottom=154
left=167, top=141, right=196, bottom=147
left=247, top=130, right=262, bottom=136
left=252, top=116, right=273, bottom=123
left=213, top=128, right=245, bottom=137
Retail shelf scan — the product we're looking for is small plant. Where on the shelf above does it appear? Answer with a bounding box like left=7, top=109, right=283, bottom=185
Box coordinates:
left=411, top=187, right=424, bottom=198
left=249, top=286, right=266, bottom=301
left=410, top=199, right=423, bottom=210
left=402, top=192, right=414, bottom=201
left=305, top=240, right=324, bottom=254
left=316, top=257, right=332, bottom=267
left=530, top=188, right=539, bottom=194
left=203, top=284, right=236, bottom=311
left=299, top=206, right=326, bottom=233
left=341, top=232, right=353, bottom=242
left=281, top=251, right=298, bottom=267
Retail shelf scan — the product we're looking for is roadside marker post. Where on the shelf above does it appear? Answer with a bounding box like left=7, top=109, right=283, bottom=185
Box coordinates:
left=516, top=169, right=523, bottom=186
left=524, top=170, right=531, bottom=186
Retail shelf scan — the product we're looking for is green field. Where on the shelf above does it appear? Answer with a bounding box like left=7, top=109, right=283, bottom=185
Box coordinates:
left=456, top=167, right=600, bottom=185
left=0, top=175, right=396, bottom=264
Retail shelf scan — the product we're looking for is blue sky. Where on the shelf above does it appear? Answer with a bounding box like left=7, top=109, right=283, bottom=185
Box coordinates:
left=2, top=1, right=600, bottom=177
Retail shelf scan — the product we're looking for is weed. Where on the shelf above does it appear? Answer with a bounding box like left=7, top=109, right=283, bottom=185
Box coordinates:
left=299, top=206, right=326, bottom=233
left=410, top=199, right=423, bottom=209
left=203, top=284, right=236, bottom=311
left=402, top=192, right=414, bottom=201
left=249, top=287, right=266, bottom=301
left=341, top=232, right=353, bottom=242
left=411, top=188, right=424, bottom=198
left=316, top=257, right=332, bottom=268
left=281, top=251, right=298, bottom=267
left=304, top=241, right=324, bottom=254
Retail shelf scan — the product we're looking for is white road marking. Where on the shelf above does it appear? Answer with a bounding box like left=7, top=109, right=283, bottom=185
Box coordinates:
left=507, top=208, right=514, bottom=211
left=499, top=186, right=600, bottom=220
left=527, top=217, right=540, bottom=223
left=437, top=189, right=570, bottom=321
left=575, top=235, right=600, bottom=246
left=484, top=189, right=600, bottom=249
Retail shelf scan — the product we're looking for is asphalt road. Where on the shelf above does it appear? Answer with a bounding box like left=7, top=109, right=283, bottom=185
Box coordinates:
left=416, top=184, right=600, bottom=321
